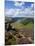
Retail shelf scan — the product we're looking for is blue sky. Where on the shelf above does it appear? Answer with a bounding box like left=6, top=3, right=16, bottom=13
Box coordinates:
left=5, top=1, right=34, bottom=17
left=5, top=1, right=33, bottom=9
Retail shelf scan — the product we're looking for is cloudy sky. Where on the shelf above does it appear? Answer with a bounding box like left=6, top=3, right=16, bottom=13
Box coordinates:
left=5, top=0, right=34, bottom=17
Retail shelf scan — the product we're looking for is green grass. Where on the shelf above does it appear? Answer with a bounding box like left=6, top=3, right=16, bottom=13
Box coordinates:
left=11, top=22, right=33, bottom=30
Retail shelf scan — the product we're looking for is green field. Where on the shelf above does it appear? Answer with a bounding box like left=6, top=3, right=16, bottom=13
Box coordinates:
left=11, top=22, right=33, bottom=30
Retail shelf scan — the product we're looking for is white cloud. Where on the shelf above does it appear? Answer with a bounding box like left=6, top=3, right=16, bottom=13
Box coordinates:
left=14, top=1, right=24, bottom=7
left=15, top=8, right=34, bottom=17
left=5, top=9, right=21, bottom=17
left=5, top=7, right=34, bottom=17
left=5, top=9, right=16, bottom=17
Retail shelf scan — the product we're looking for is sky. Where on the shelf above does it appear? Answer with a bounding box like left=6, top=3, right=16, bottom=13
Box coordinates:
left=5, top=0, right=34, bottom=17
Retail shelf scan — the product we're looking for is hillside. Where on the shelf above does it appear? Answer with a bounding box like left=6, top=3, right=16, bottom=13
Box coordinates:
left=5, top=17, right=34, bottom=45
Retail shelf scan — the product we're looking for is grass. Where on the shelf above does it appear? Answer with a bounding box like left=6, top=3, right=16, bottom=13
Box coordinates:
left=11, top=22, right=33, bottom=30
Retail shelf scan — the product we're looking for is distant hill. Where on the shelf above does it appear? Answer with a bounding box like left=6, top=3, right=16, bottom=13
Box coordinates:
left=20, top=18, right=34, bottom=25
left=5, top=16, right=34, bottom=24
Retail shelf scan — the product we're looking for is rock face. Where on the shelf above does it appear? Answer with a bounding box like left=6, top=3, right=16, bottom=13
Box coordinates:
left=5, top=22, right=16, bottom=32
